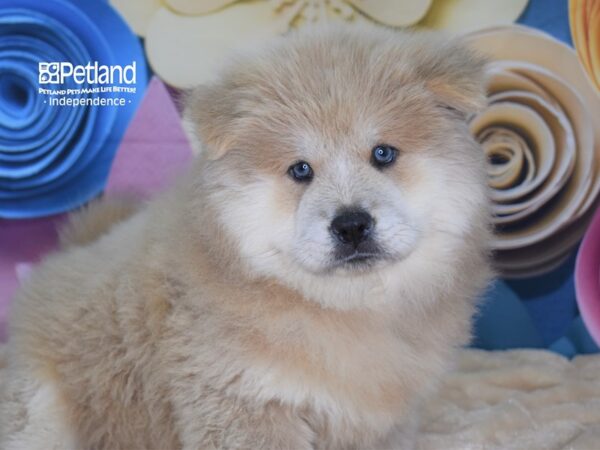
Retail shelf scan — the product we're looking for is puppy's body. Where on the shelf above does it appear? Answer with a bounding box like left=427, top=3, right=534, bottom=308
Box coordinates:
left=1, top=25, right=491, bottom=449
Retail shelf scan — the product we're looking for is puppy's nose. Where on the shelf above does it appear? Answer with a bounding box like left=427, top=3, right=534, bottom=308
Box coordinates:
left=330, top=209, right=374, bottom=247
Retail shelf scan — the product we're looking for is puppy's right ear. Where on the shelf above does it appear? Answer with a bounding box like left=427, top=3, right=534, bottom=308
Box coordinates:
left=416, top=36, right=489, bottom=120
left=183, top=84, right=238, bottom=160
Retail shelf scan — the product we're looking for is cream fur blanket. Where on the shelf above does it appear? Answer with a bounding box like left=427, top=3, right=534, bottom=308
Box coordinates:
left=1, top=347, right=599, bottom=448
left=418, top=349, right=600, bottom=450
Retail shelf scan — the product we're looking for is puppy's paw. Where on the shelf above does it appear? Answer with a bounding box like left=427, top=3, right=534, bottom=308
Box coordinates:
left=180, top=400, right=315, bottom=450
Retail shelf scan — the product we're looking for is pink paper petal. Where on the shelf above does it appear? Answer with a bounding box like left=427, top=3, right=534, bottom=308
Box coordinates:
left=105, top=76, right=193, bottom=198
left=575, top=205, right=600, bottom=346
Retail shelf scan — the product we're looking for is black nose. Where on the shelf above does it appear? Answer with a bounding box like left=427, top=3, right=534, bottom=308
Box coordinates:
left=330, top=210, right=374, bottom=247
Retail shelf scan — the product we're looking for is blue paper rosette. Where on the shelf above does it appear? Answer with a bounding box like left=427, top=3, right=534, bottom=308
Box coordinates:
left=0, top=0, right=147, bottom=218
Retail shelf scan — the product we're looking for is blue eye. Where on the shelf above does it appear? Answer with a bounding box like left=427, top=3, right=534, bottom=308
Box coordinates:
left=288, top=161, right=314, bottom=182
left=371, top=145, right=398, bottom=168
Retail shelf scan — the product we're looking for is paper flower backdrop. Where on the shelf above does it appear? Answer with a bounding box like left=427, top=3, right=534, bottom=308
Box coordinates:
left=466, top=25, right=600, bottom=278
left=570, top=0, right=600, bottom=93
left=111, top=0, right=529, bottom=88
left=0, top=0, right=147, bottom=218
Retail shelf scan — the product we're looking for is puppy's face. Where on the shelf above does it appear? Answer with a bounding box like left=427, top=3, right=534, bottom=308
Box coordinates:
left=261, top=101, right=432, bottom=275
left=289, top=138, right=420, bottom=274
left=186, top=25, right=489, bottom=304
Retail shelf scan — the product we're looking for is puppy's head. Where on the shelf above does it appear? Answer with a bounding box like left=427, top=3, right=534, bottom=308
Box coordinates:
left=185, top=24, right=490, bottom=308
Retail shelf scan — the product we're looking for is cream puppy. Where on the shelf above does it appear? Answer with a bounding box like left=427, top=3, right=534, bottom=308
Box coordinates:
left=0, top=24, right=491, bottom=450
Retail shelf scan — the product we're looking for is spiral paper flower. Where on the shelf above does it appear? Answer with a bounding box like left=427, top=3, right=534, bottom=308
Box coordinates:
left=111, top=0, right=528, bottom=88
left=0, top=0, right=147, bottom=218
left=466, top=25, right=600, bottom=277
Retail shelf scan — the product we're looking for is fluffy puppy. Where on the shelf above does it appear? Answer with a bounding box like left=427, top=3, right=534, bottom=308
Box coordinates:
left=0, top=24, right=491, bottom=449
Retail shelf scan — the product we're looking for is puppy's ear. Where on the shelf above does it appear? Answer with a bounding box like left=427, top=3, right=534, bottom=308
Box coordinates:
left=419, top=39, right=489, bottom=120
left=183, top=83, right=239, bottom=160
left=427, top=76, right=487, bottom=120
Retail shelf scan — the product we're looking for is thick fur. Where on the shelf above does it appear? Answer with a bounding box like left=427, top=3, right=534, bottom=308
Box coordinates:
left=58, top=197, right=140, bottom=248
left=0, top=24, right=492, bottom=449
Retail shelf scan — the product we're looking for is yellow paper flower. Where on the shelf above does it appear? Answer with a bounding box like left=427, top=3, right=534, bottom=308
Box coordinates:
left=570, top=0, right=600, bottom=93
left=465, top=25, right=600, bottom=277
left=110, top=0, right=529, bottom=88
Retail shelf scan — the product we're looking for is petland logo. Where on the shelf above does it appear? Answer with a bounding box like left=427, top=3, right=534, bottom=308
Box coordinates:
left=38, top=61, right=137, bottom=107
left=39, top=61, right=136, bottom=85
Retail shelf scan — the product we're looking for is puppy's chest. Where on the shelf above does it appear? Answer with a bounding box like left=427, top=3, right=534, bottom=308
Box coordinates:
left=240, top=319, right=414, bottom=424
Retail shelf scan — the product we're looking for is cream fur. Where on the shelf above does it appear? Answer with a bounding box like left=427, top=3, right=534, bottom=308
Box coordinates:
left=418, top=349, right=600, bottom=450
left=0, top=24, right=492, bottom=449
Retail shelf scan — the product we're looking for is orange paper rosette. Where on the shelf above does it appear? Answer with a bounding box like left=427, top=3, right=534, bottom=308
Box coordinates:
left=466, top=25, right=600, bottom=277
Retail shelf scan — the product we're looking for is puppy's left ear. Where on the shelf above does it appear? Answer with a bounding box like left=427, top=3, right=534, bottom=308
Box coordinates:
left=421, top=39, right=489, bottom=119
left=183, top=83, right=240, bottom=160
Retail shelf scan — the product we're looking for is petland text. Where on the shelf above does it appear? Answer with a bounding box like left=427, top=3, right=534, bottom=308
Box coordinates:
left=38, top=61, right=137, bottom=85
